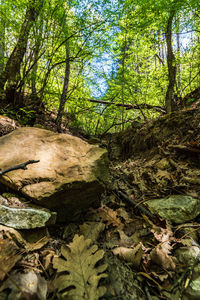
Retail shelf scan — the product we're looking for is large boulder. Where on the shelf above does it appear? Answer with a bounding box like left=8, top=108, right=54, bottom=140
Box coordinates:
left=0, top=127, right=109, bottom=218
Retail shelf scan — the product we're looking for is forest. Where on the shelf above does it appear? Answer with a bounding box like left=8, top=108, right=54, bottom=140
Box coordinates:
left=1, top=0, right=200, bottom=299
left=0, top=0, right=199, bottom=133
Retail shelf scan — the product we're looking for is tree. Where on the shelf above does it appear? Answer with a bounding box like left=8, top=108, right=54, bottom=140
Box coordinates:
left=165, top=8, right=177, bottom=113
left=56, top=41, right=70, bottom=132
left=0, top=0, right=5, bottom=87
left=0, top=0, right=44, bottom=104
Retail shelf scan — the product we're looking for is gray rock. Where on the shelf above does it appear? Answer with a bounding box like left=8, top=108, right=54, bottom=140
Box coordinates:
left=145, top=195, right=200, bottom=224
left=0, top=204, right=56, bottom=229
left=176, top=246, right=200, bottom=266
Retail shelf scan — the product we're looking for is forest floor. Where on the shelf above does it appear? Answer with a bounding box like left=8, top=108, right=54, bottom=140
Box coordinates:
left=1, top=102, right=200, bottom=299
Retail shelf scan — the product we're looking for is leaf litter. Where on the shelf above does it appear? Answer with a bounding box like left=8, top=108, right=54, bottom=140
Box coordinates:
left=1, top=108, right=200, bottom=299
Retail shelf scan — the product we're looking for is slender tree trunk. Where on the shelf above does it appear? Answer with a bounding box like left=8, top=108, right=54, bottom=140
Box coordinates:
left=56, top=41, right=70, bottom=132
left=31, top=18, right=43, bottom=105
left=0, top=0, right=43, bottom=104
left=165, top=10, right=177, bottom=113
left=176, top=16, right=181, bottom=98
left=0, top=0, right=5, bottom=93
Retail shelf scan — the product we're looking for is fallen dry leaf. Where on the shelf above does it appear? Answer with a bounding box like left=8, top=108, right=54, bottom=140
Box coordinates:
left=25, top=236, right=50, bottom=252
left=150, top=223, right=176, bottom=270
left=0, top=225, right=28, bottom=248
left=150, top=243, right=176, bottom=270
left=116, top=208, right=133, bottom=223
left=40, top=249, right=56, bottom=270
left=117, top=230, right=134, bottom=247
left=79, top=221, right=105, bottom=242
left=0, top=239, right=22, bottom=280
left=53, top=235, right=107, bottom=300
left=157, top=169, right=171, bottom=180
left=97, top=205, right=123, bottom=229
left=112, top=243, right=144, bottom=268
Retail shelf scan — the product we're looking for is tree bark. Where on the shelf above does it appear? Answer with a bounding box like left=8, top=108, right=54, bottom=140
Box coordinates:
left=176, top=17, right=181, bottom=95
left=165, top=10, right=177, bottom=113
left=56, top=41, right=70, bottom=132
left=30, top=18, right=43, bottom=105
left=0, top=0, right=5, bottom=93
left=0, top=1, right=43, bottom=104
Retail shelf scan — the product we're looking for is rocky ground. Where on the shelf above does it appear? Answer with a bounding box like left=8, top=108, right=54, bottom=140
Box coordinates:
left=0, top=103, right=200, bottom=299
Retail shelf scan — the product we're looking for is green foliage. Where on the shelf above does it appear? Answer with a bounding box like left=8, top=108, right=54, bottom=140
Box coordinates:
left=0, top=0, right=200, bottom=134
left=0, top=107, right=35, bottom=125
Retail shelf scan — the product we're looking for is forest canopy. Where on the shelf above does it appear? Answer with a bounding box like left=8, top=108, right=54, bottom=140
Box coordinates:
left=0, top=0, right=200, bottom=134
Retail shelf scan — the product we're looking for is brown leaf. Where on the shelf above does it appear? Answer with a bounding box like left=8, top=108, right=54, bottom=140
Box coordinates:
left=117, top=230, right=134, bottom=247
left=152, top=222, right=175, bottom=244
left=112, top=243, right=144, bottom=268
left=0, top=225, right=28, bottom=248
left=79, top=222, right=105, bottom=242
left=97, top=205, right=123, bottom=229
left=25, top=236, right=50, bottom=252
left=0, top=239, right=22, bottom=280
left=150, top=243, right=176, bottom=270
left=156, top=169, right=171, bottom=180
left=116, top=208, right=133, bottom=223
left=40, top=249, right=56, bottom=270
left=150, top=223, right=176, bottom=270
left=0, top=225, right=49, bottom=252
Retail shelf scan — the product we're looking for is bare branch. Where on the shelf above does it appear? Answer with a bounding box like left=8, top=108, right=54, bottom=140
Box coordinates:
left=0, top=160, right=40, bottom=176
left=88, top=99, right=166, bottom=113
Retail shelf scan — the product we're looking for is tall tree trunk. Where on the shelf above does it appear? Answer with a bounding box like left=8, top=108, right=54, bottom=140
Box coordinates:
left=56, top=42, right=70, bottom=132
left=31, top=18, right=43, bottom=106
left=0, top=0, right=5, bottom=94
left=165, top=10, right=177, bottom=113
left=0, top=0, right=43, bottom=104
left=176, top=16, right=181, bottom=97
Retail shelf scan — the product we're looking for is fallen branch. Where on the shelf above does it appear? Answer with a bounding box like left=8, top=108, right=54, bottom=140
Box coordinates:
left=88, top=99, right=166, bottom=113
left=0, top=160, right=40, bottom=176
left=118, top=191, right=155, bottom=219
left=168, top=144, right=200, bottom=153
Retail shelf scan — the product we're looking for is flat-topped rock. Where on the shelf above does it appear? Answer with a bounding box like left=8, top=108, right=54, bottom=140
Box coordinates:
left=0, top=127, right=109, bottom=217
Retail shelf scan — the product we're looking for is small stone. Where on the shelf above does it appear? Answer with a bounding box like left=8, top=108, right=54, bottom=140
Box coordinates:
left=176, top=246, right=200, bottom=266
left=145, top=195, right=200, bottom=224
left=0, top=204, right=56, bottom=229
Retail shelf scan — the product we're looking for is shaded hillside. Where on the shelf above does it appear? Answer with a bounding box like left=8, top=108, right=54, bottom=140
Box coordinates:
left=108, top=102, right=200, bottom=161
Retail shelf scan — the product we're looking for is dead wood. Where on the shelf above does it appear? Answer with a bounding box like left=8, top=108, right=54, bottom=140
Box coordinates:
left=0, top=160, right=40, bottom=176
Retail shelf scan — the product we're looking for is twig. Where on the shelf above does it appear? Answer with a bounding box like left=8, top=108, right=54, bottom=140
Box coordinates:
left=118, top=191, right=155, bottom=219
left=0, top=160, right=40, bottom=176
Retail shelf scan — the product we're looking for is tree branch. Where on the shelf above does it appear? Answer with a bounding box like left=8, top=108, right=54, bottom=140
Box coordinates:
left=88, top=99, right=166, bottom=113
left=0, top=160, right=40, bottom=176
left=118, top=191, right=155, bottom=219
